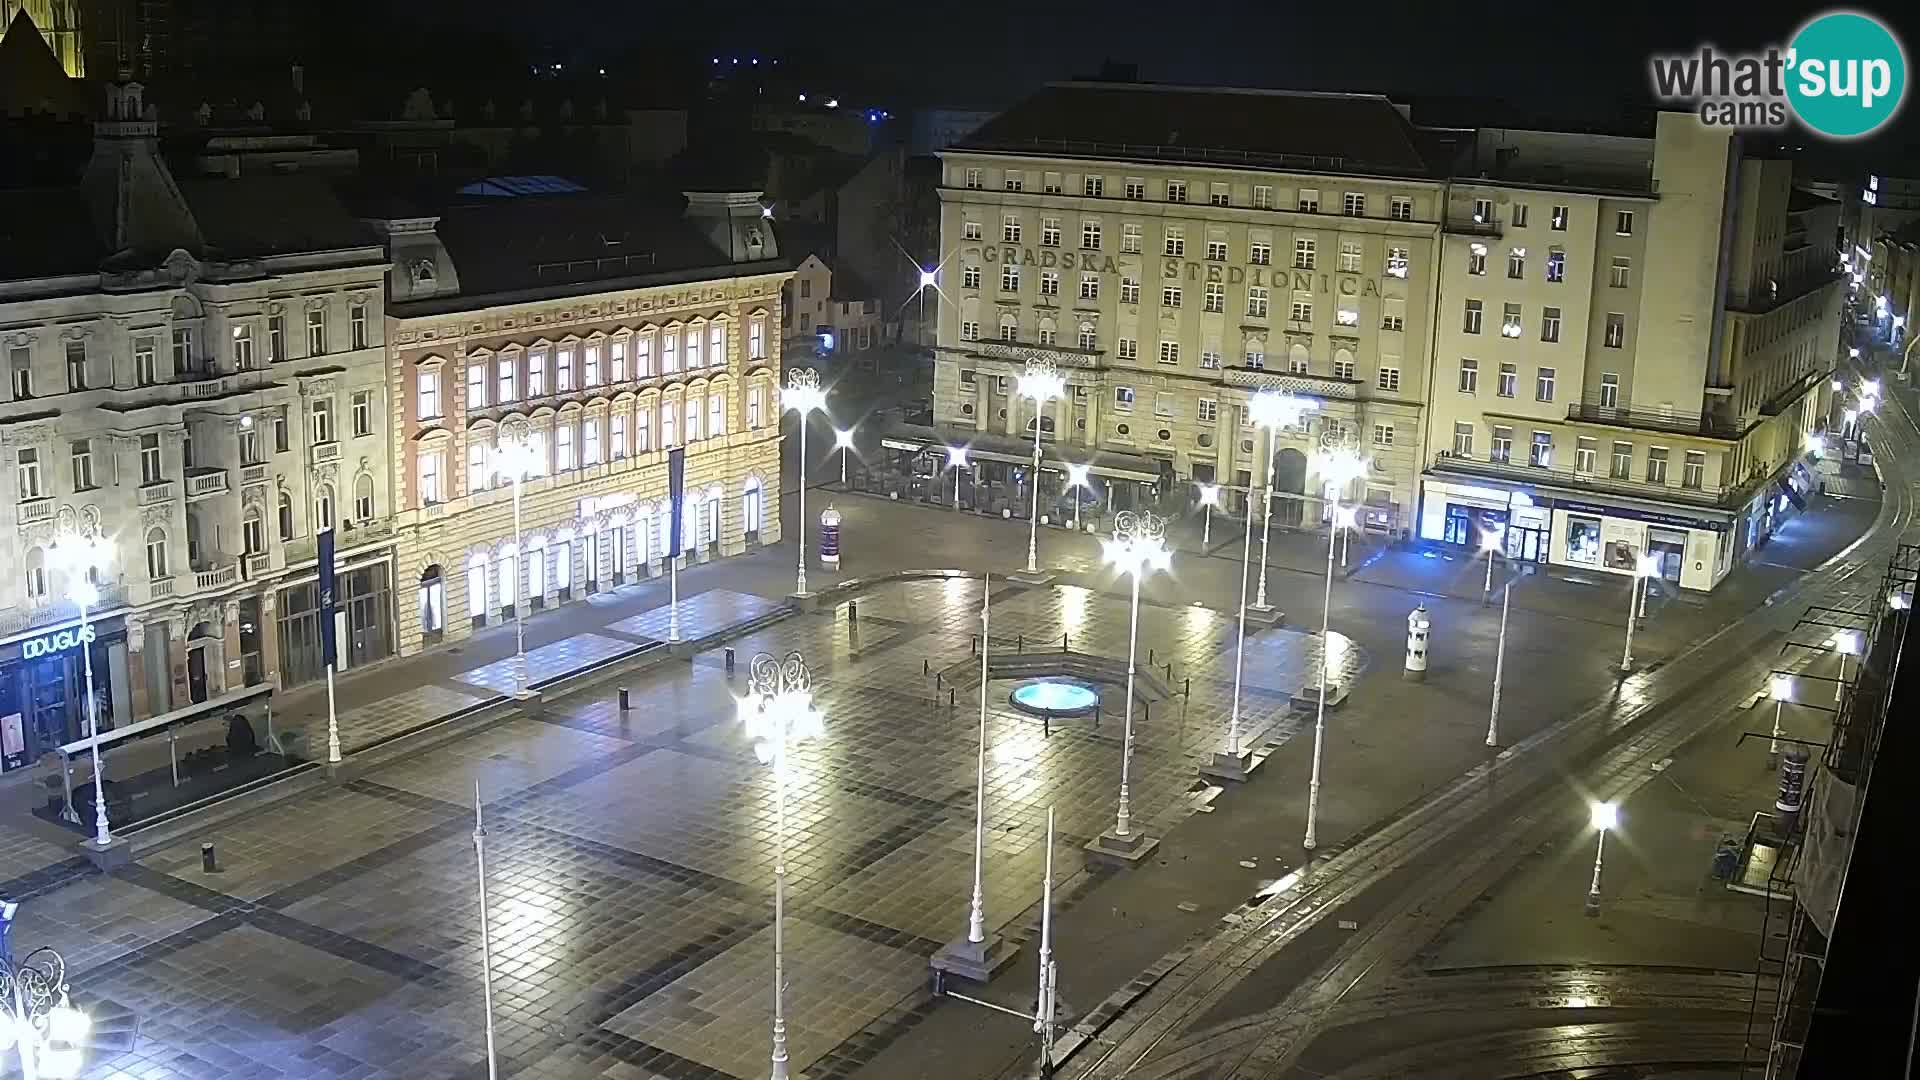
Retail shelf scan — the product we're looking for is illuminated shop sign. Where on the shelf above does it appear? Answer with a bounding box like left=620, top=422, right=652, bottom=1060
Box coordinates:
left=21, top=625, right=96, bottom=660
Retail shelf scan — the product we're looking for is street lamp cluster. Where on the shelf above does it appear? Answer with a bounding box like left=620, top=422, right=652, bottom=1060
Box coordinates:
left=46, top=531, right=114, bottom=851
left=1099, top=510, right=1172, bottom=848
left=0, top=940, right=91, bottom=1080
left=784, top=368, right=828, bottom=597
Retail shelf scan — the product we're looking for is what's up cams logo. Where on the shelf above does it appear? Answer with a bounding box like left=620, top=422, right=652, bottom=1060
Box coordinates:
left=1649, top=10, right=1907, bottom=138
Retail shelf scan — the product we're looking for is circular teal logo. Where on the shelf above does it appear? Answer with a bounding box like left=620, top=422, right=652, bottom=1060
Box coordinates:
left=1787, top=11, right=1907, bottom=138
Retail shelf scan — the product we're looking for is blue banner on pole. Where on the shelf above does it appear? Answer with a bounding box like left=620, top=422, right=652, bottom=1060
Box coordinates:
left=667, top=447, right=687, bottom=556
left=318, top=527, right=338, bottom=667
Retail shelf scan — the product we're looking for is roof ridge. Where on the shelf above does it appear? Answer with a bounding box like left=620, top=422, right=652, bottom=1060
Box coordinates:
left=1046, top=80, right=1400, bottom=105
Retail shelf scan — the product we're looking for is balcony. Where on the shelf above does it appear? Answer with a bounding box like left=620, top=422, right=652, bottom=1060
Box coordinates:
left=1429, top=451, right=1733, bottom=508
left=241, top=463, right=270, bottom=487
left=137, top=481, right=176, bottom=506
left=246, top=553, right=273, bottom=579
left=185, top=468, right=230, bottom=499
left=965, top=340, right=1102, bottom=369
left=148, top=577, right=176, bottom=600
left=194, top=564, right=239, bottom=591
left=310, top=441, right=341, bottom=465
left=0, top=583, right=129, bottom=636
left=1565, top=401, right=1745, bottom=441
left=18, top=498, right=55, bottom=525
left=1444, top=214, right=1503, bottom=237
left=1223, top=366, right=1360, bottom=400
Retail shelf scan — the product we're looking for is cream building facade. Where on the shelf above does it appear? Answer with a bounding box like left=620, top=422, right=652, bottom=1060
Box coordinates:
left=927, top=83, right=1445, bottom=530
left=373, top=189, right=789, bottom=658
left=0, top=81, right=393, bottom=772
left=1423, top=114, right=1844, bottom=591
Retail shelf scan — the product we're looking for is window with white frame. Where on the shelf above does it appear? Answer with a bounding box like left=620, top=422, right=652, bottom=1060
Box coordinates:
left=1121, top=276, right=1140, bottom=304
left=1250, top=241, right=1271, bottom=265
left=1117, top=338, right=1137, bottom=361
left=1125, top=177, right=1145, bottom=199
left=963, top=265, right=981, bottom=289
left=1289, top=351, right=1310, bottom=374
left=467, top=442, right=489, bottom=491
left=558, top=423, right=578, bottom=469
left=1473, top=197, right=1493, bottom=223
left=1467, top=243, right=1487, bottom=275
left=1003, top=216, right=1021, bottom=243
left=1079, top=274, right=1100, bottom=300
left=231, top=324, right=254, bottom=369
left=1122, top=223, right=1142, bottom=252
left=467, top=361, right=487, bottom=407
left=1037, top=326, right=1056, bottom=346
left=1390, top=195, right=1413, bottom=221
left=1079, top=325, right=1098, bottom=350
left=351, top=303, right=369, bottom=349
left=1511, top=203, right=1530, bottom=228
left=1382, top=313, right=1404, bottom=332
left=306, top=308, right=326, bottom=355
left=1198, top=398, right=1218, bottom=421
left=1645, top=446, right=1668, bottom=483
left=1041, top=217, right=1061, bottom=247
left=1551, top=204, right=1569, bottom=230
left=135, top=336, right=158, bottom=385
left=1004, top=170, right=1024, bottom=192
left=1615, top=210, right=1635, bottom=235
left=1530, top=430, right=1551, bottom=467
left=1343, top=192, right=1366, bottom=216
left=1536, top=366, right=1557, bottom=401
left=1600, top=372, right=1620, bottom=408
left=1683, top=450, right=1705, bottom=489
left=15, top=447, right=42, bottom=499
left=1373, top=423, right=1395, bottom=447
left=1336, top=306, right=1359, bottom=327
left=1162, top=285, right=1182, bottom=308
left=1200, top=350, right=1221, bottom=369
left=352, top=390, right=372, bottom=436
left=310, top=397, right=334, bottom=443
left=1290, top=299, right=1313, bottom=323
left=1246, top=348, right=1265, bottom=369
left=1247, top=286, right=1269, bottom=317
left=418, top=449, right=443, bottom=503
left=1206, top=239, right=1227, bottom=261
left=1040, top=270, right=1060, bottom=296
left=146, top=527, right=169, bottom=579
left=1333, top=355, right=1356, bottom=380
left=1082, top=220, right=1102, bottom=249
left=1114, top=386, right=1135, bottom=410
left=1294, top=237, right=1316, bottom=269
left=1458, top=358, right=1479, bottom=393
left=611, top=413, right=627, bottom=457
left=1253, top=185, right=1273, bottom=209
left=1002, top=264, right=1020, bottom=292
left=1204, top=282, right=1224, bottom=312
left=267, top=317, right=284, bottom=363
left=1043, top=172, right=1062, bottom=194
left=1502, top=301, right=1523, bottom=337
left=1165, top=180, right=1187, bottom=202
left=1159, top=341, right=1180, bottom=365
left=1377, top=365, right=1400, bottom=392
left=1000, top=317, right=1018, bottom=342
left=1575, top=437, right=1597, bottom=473
left=584, top=418, right=602, bottom=464
left=1610, top=440, right=1632, bottom=478
left=417, top=366, right=442, bottom=419
left=530, top=349, right=549, bottom=393
left=1298, top=189, right=1319, bottom=213
left=70, top=438, right=94, bottom=490
left=1386, top=246, right=1409, bottom=278
left=610, top=339, right=626, bottom=381
left=1452, top=421, right=1474, bottom=456
left=1209, top=182, right=1229, bottom=206
left=1508, top=247, right=1526, bottom=278
left=964, top=220, right=982, bottom=241
left=1154, top=392, right=1174, bottom=417
left=1546, top=250, right=1566, bottom=282
left=1463, top=299, right=1483, bottom=334
left=1083, top=175, right=1104, bottom=197
left=965, top=167, right=982, bottom=189
left=1609, top=256, right=1631, bottom=288
left=1340, top=240, right=1362, bottom=272
left=636, top=405, right=654, bottom=451
left=1498, top=362, right=1517, bottom=397
left=1164, top=226, right=1184, bottom=257
left=1541, top=307, right=1562, bottom=343
left=585, top=344, right=602, bottom=385
left=498, top=356, right=518, bottom=401
left=1490, top=425, right=1514, bottom=463
left=961, top=321, right=980, bottom=341
left=1604, top=313, right=1625, bottom=348
left=637, top=335, right=656, bottom=375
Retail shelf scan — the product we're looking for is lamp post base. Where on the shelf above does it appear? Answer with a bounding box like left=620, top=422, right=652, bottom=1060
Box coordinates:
left=80, top=834, right=133, bottom=871
left=1244, top=605, right=1287, bottom=629
left=1086, top=828, right=1161, bottom=867
left=1200, top=749, right=1254, bottom=784
left=929, top=931, right=1018, bottom=984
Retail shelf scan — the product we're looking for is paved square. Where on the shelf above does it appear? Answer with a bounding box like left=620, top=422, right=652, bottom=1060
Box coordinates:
left=605, top=588, right=788, bottom=641
left=457, top=632, right=640, bottom=692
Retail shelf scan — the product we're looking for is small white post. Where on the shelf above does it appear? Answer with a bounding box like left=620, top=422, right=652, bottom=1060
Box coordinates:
left=473, top=781, right=499, bottom=1080
left=1486, top=582, right=1510, bottom=748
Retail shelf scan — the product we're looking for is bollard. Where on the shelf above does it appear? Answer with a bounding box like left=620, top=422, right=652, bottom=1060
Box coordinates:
left=923, top=658, right=930, bottom=675
left=972, top=634, right=979, bottom=656
left=1063, top=632, right=1069, bottom=651
left=618, top=687, right=631, bottom=712
left=848, top=600, right=859, bottom=624
left=201, top=842, right=218, bottom=873
left=949, top=688, right=956, bottom=708
left=1149, top=647, right=1155, bottom=666
left=1165, top=662, right=1173, bottom=681
left=1184, top=677, right=1191, bottom=698
left=936, top=673, right=944, bottom=693
left=1018, top=634, right=1025, bottom=653
left=1143, top=701, right=1151, bottom=722
left=725, top=648, right=737, bottom=678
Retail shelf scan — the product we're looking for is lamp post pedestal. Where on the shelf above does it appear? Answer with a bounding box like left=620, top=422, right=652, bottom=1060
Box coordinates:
left=1200, top=748, right=1254, bottom=784
left=930, top=932, right=1017, bottom=984
left=80, top=834, right=133, bottom=871
left=1086, top=826, right=1161, bottom=867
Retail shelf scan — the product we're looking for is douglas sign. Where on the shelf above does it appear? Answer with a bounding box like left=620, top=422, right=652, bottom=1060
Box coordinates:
left=22, top=625, right=96, bottom=660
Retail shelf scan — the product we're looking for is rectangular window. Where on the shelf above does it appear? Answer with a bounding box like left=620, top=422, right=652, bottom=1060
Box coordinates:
left=965, top=168, right=982, bottom=189
left=467, top=442, right=489, bottom=493
left=1077, top=274, right=1100, bottom=301
left=1200, top=350, right=1221, bottom=369
left=1043, top=172, right=1063, bottom=194
left=1343, top=192, right=1366, bottom=216
left=1164, top=227, right=1184, bottom=257
left=582, top=418, right=602, bottom=464
left=1452, top=421, right=1474, bottom=457
left=1546, top=250, right=1566, bottom=282
left=310, top=398, right=334, bottom=443
left=230, top=325, right=254, bottom=370
left=1616, top=210, right=1635, bottom=235
left=1125, top=178, right=1145, bottom=200
left=1497, top=362, right=1517, bottom=397
left=1333, top=356, right=1355, bottom=380
left=1209, top=182, right=1230, bottom=207
left=353, top=389, right=373, bottom=436
left=1120, top=277, right=1140, bottom=304
left=1463, top=299, right=1483, bottom=334
left=468, top=361, right=487, bottom=407
left=140, top=434, right=163, bottom=484
left=1390, top=195, right=1413, bottom=221
left=1246, top=286, right=1269, bottom=317
left=1683, top=450, right=1706, bottom=490
left=1003, top=216, right=1022, bottom=243
left=1114, top=386, right=1135, bottom=410
left=961, top=321, right=980, bottom=341
left=1529, top=431, right=1551, bottom=467
left=1154, top=392, right=1175, bottom=417
left=528, top=349, right=548, bottom=394
left=1467, top=243, right=1487, bottom=275
left=1204, top=282, right=1224, bottom=312
left=1377, top=366, right=1400, bottom=392
left=749, top=317, right=766, bottom=359
left=1081, top=220, right=1102, bottom=250
left=1490, top=425, right=1513, bottom=464
left=274, top=407, right=289, bottom=452
left=1040, top=271, right=1060, bottom=297
left=1159, top=341, right=1180, bottom=365
left=1250, top=242, right=1272, bottom=265
left=1382, top=314, right=1405, bottom=332
left=1458, top=358, right=1479, bottom=393
left=1122, top=223, right=1142, bottom=253
left=1551, top=205, right=1569, bottom=230
left=611, top=413, right=627, bottom=457
left=350, top=304, right=369, bottom=349
left=1386, top=246, right=1409, bottom=278
left=610, top=339, right=627, bottom=381
left=1339, top=241, right=1362, bottom=273
left=1198, top=398, right=1218, bottom=422
left=1541, top=307, right=1562, bottom=343
left=419, top=450, right=443, bottom=503
left=963, top=265, right=981, bottom=289
left=1206, top=239, right=1228, bottom=262
left=306, top=308, right=326, bottom=355
left=1253, top=185, right=1273, bottom=209
left=417, top=368, right=441, bottom=419
left=1080, top=326, right=1099, bottom=350
left=1041, top=217, right=1061, bottom=247
left=555, top=423, right=576, bottom=470
left=1536, top=366, right=1556, bottom=401
left=637, top=406, right=654, bottom=451
left=62, top=340, right=87, bottom=391
left=1511, top=203, right=1529, bottom=228
left=171, top=328, right=191, bottom=372
left=239, top=427, right=259, bottom=465
left=662, top=335, right=680, bottom=373
left=14, top=447, right=41, bottom=499
left=560, top=345, right=578, bottom=387
left=1117, top=338, right=1137, bottom=361
left=585, top=344, right=601, bottom=385
left=963, top=221, right=982, bottom=241
left=1297, top=189, right=1320, bottom=213
left=1508, top=248, right=1526, bottom=278
left=1610, top=441, right=1632, bottom=480
left=1162, top=285, right=1182, bottom=308
left=1166, top=180, right=1187, bottom=202
left=1004, top=171, right=1024, bottom=192
left=1002, top=264, right=1021, bottom=292
left=1473, top=198, right=1493, bottom=223
left=1575, top=437, right=1597, bottom=474
left=1288, top=351, right=1309, bottom=374
left=135, top=336, right=158, bottom=385
left=1373, top=423, right=1395, bottom=447
left=1335, top=306, right=1359, bottom=327
left=268, top=316, right=285, bottom=362
left=498, top=357, right=518, bottom=402
left=1501, top=303, right=1522, bottom=337
left=1083, top=175, right=1104, bottom=197
left=1600, top=372, right=1620, bottom=408
left=1290, top=299, right=1313, bottom=323
left=1609, top=257, right=1631, bottom=288
left=1246, top=350, right=1265, bottom=369
left=1604, top=313, right=1625, bottom=348
left=1646, top=446, right=1669, bottom=483
left=1294, top=238, right=1316, bottom=269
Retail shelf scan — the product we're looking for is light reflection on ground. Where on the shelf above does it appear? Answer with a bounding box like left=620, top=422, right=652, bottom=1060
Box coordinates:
left=1009, top=679, right=1101, bottom=717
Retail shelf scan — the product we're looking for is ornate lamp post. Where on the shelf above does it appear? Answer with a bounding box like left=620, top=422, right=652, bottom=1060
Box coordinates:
left=1249, top=392, right=1318, bottom=610
left=1017, top=359, right=1066, bottom=574
left=1480, top=529, right=1503, bottom=607
left=784, top=369, right=826, bottom=595
left=1584, top=801, right=1619, bottom=916
left=1196, top=483, right=1220, bottom=547
left=946, top=446, right=970, bottom=508
left=496, top=420, right=543, bottom=698
left=1304, top=442, right=1369, bottom=850
left=739, top=652, right=826, bottom=1080
left=1065, top=463, right=1091, bottom=533
left=48, top=530, right=114, bottom=849
left=1619, top=554, right=1661, bottom=674
left=833, top=427, right=856, bottom=485
left=1096, top=510, right=1171, bottom=855
left=1832, top=629, right=1863, bottom=701
left=0, top=938, right=92, bottom=1080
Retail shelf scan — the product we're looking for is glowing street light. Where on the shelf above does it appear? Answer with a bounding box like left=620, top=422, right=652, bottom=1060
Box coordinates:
left=946, top=445, right=970, bottom=508
left=1768, top=673, right=1793, bottom=767
left=1018, top=359, right=1067, bottom=574
left=48, top=530, right=115, bottom=847
left=1805, top=433, right=1826, bottom=458
left=0, top=939, right=92, bottom=1080
left=496, top=420, right=545, bottom=675
left=1479, top=528, right=1504, bottom=607
left=1486, top=575, right=1514, bottom=748
left=1619, top=554, right=1661, bottom=673
left=1196, top=483, right=1220, bottom=547
left=1097, top=511, right=1171, bottom=854
left=784, top=368, right=827, bottom=595
left=1303, top=500, right=1358, bottom=850
left=1065, top=463, right=1091, bottom=533
left=1585, top=801, right=1618, bottom=916
left=1249, top=391, right=1319, bottom=610
left=833, top=427, right=856, bottom=485
left=739, top=651, right=826, bottom=1080
left=918, top=266, right=938, bottom=291
left=1832, top=628, right=1863, bottom=701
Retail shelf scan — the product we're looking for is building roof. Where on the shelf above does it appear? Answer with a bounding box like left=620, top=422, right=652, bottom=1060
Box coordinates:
left=1789, top=186, right=1841, bottom=212
left=954, top=82, right=1441, bottom=179
left=180, top=175, right=377, bottom=258
left=0, top=185, right=101, bottom=276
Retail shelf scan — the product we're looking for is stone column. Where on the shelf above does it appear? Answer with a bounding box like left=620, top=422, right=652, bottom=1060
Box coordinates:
left=126, top=619, right=152, bottom=721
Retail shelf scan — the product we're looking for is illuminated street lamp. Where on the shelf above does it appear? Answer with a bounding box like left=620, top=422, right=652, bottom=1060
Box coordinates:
left=1018, top=359, right=1067, bottom=574
left=946, top=445, right=969, bottom=508
left=1479, top=529, right=1503, bottom=607
left=1099, top=511, right=1171, bottom=851
left=1066, top=463, right=1090, bottom=533
left=0, top=938, right=92, bottom=1080
left=1584, top=801, right=1618, bottom=916
left=496, top=420, right=544, bottom=693
left=1486, top=577, right=1514, bottom=748
left=1805, top=433, right=1826, bottom=458
left=48, top=530, right=114, bottom=846
left=1249, top=391, right=1319, bottom=610
left=1619, top=554, right=1661, bottom=674
left=1832, top=629, right=1863, bottom=702
left=1196, top=483, right=1220, bottom=547
left=1768, top=673, right=1793, bottom=768
left=833, top=427, right=856, bottom=485
left=739, top=651, right=827, bottom=1080
left=784, top=368, right=827, bottom=595
left=1303, top=502, right=1357, bottom=850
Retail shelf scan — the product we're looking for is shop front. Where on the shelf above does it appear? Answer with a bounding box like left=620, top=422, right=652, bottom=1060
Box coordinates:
left=276, top=557, right=395, bottom=689
left=0, top=615, right=134, bottom=774
left=1548, top=498, right=1731, bottom=591
left=1420, top=480, right=1519, bottom=551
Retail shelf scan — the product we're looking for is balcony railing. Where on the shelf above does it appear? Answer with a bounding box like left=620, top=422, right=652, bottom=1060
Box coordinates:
left=194, top=564, right=239, bottom=591
left=966, top=340, right=1102, bottom=369
left=246, top=553, right=273, bottom=578
left=0, top=583, right=130, bottom=636
left=18, top=498, right=55, bottom=525
left=1565, top=401, right=1745, bottom=440
left=149, top=577, right=175, bottom=599
left=1444, top=215, right=1503, bottom=236
left=185, top=468, right=230, bottom=498
left=310, top=441, right=341, bottom=465
left=1430, top=451, right=1732, bottom=507
left=1223, top=366, right=1360, bottom=400
left=137, top=481, right=176, bottom=506
left=241, top=463, right=270, bottom=487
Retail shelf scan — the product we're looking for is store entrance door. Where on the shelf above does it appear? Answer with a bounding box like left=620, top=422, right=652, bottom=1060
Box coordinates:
left=1508, top=524, right=1547, bottom=563
left=187, top=646, right=210, bottom=704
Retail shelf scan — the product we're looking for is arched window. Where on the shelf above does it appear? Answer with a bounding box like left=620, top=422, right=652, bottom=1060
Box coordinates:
left=278, top=490, right=295, bottom=541
left=315, top=484, right=335, bottom=531
left=742, top=476, right=764, bottom=537
left=243, top=505, right=265, bottom=555
left=25, top=547, right=48, bottom=599
left=145, top=527, right=169, bottom=580
left=354, top=473, right=375, bottom=521
left=418, top=564, right=445, bottom=637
